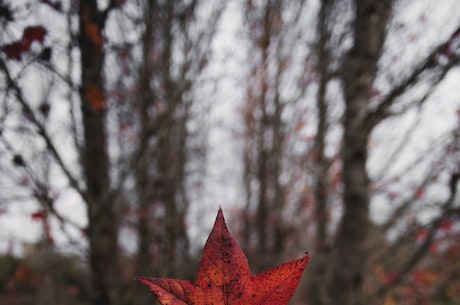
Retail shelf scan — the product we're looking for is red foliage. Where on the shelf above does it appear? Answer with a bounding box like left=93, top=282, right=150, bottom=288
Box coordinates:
left=31, top=209, right=47, bottom=221
left=23, top=27, right=47, bottom=44
left=135, top=208, right=309, bottom=305
left=446, top=244, right=458, bottom=259
left=2, top=42, right=24, bottom=60
left=84, top=83, right=105, bottom=111
left=382, top=272, right=398, bottom=284
left=416, top=229, right=428, bottom=241
left=82, top=16, right=103, bottom=49
left=439, top=219, right=453, bottom=232
left=31, top=209, right=54, bottom=244
left=1, top=26, right=47, bottom=60
left=13, top=265, right=32, bottom=282
left=415, top=187, right=425, bottom=199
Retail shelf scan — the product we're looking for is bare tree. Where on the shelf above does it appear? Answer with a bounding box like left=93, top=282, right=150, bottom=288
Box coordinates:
left=239, top=0, right=311, bottom=271
left=0, top=1, right=222, bottom=305
left=127, top=0, right=223, bottom=281
left=324, top=1, right=460, bottom=305
left=238, top=1, right=460, bottom=305
left=77, top=1, right=123, bottom=304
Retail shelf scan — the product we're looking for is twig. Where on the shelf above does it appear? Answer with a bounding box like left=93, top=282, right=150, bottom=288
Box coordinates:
left=368, top=170, right=459, bottom=300
left=367, top=24, right=460, bottom=128
left=0, top=58, right=89, bottom=204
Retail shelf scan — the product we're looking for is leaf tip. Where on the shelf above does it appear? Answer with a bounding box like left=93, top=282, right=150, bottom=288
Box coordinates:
left=299, top=252, right=310, bottom=267
left=215, top=207, right=227, bottom=230
left=133, top=276, right=150, bottom=285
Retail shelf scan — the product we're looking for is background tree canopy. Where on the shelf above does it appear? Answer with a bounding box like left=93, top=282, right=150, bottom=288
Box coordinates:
left=0, top=1, right=459, bottom=305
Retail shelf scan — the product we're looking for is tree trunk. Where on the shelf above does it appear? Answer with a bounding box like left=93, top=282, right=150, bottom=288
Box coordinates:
left=242, top=0, right=287, bottom=271
left=305, top=1, right=331, bottom=304
left=135, top=4, right=156, bottom=305
left=78, top=2, right=118, bottom=305
left=327, top=1, right=392, bottom=305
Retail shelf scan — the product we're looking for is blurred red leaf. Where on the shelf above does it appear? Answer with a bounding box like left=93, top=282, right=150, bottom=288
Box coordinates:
left=383, top=272, right=398, bottom=284
left=31, top=209, right=47, bottom=221
left=294, top=119, right=304, bottom=132
left=1, top=42, right=26, bottom=60
left=439, top=219, right=453, bottom=232
left=416, top=229, right=428, bottom=241
left=1, top=25, right=47, bottom=60
left=42, top=219, right=54, bottom=244
left=329, top=161, right=342, bottom=189
left=419, top=14, right=426, bottom=24
left=14, top=265, right=31, bottom=282
left=82, top=16, right=103, bottom=48
left=118, top=49, right=129, bottom=62
left=430, top=241, right=439, bottom=254
left=84, top=83, right=105, bottom=111
left=447, top=245, right=458, bottom=259
left=411, top=269, right=425, bottom=284
left=135, top=208, right=309, bottom=305
left=415, top=187, right=424, bottom=199
left=23, top=26, right=47, bottom=44
left=126, top=208, right=148, bottom=220
left=371, top=87, right=382, bottom=98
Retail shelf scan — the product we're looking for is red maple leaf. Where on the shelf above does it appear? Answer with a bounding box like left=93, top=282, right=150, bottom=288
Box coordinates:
left=135, top=208, right=309, bottom=305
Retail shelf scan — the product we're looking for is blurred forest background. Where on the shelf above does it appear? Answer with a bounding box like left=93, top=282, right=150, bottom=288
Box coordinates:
left=1, top=0, right=460, bottom=305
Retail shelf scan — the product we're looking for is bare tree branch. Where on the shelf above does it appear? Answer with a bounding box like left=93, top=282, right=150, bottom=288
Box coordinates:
left=367, top=24, right=460, bottom=128
left=0, top=58, right=88, bottom=204
left=369, top=169, right=460, bottom=300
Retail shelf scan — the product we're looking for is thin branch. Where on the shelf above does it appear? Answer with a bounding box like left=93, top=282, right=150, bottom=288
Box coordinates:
left=107, top=1, right=226, bottom=202
left=101, top=0, right=122, bottom=24
left=367, top=24, right=460, bottom=128
left=373, top=106, right=424, bottom=183
left=368, top=169, right=460, bottom=300
left=0, top=134, right=84, bottom=238
left=381, top=170, right=436, bottom=232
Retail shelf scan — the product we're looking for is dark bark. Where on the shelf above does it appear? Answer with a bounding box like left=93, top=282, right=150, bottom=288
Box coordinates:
left=242, top=0, right=287, bottom=271
left=327, top=1, right=392, bottom=305
left=306, top=1, right=332, bottom=304
left=135, top=3, right=156, bottom=305
left=153, top=0, right=191, bottom=277
left=133, top=0, right=220, bottom=280
left=78, top=2, right=118, bottom=305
